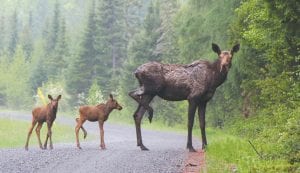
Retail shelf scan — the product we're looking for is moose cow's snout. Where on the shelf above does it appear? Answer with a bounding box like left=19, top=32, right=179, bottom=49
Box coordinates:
left=117, top=105, right=123, bottom=110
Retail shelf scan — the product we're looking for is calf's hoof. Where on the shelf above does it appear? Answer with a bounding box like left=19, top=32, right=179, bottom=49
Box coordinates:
left=100, top=144, right=106, bottom=150
left=25, top=146, right=28, bottom=151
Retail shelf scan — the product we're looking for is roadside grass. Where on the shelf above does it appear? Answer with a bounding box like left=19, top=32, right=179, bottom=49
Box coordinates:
left=205, top=129, right=298, bottom=173
left=0, top=118, right=75, bottom=148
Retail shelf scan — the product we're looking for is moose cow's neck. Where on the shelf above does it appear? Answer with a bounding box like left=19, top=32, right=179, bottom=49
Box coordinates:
left=211, top=59, right=229, bottom=88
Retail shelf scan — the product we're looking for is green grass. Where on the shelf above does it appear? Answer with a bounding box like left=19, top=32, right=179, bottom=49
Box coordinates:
left=0, top=117, right=75, bottom=148
left=205, top=129, right=299, bottom=173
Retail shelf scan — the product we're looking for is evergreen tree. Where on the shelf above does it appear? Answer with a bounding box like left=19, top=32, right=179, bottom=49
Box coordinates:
left=20, top=11, right=33, bottom=60
left=6, top=46, right=32, bottom=108
left=95, top=0, right=127, bottom=92
left=8, top=11, right=18, bottom=56
left=0, top=16, right=5, bottom=55
left=66, top=0, right=98, bottom=105
left=45, top=2, right=60, bottom=54
left=154, top=0, right=179, bottom=63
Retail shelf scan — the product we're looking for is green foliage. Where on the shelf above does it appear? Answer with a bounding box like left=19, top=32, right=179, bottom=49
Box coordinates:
left=0, top=46, right=32, bottom=108
left=0, top=1, right=299, bottom=169
left=86, top=80, right=104, bottom=105
left=8, top=11, right=18, bottom=56
left=35, top=79, right=70, bottom=112
left=206, top=129, right=299, bottom=173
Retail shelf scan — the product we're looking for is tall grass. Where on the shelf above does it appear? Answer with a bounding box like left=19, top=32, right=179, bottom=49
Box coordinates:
left=205, top=129, right=298, bottom=173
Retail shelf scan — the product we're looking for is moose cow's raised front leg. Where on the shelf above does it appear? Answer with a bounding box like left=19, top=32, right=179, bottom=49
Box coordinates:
left=129, top=90, right=154, bottom=123
left=187, top=100, right=197, bottom=152
left=198, top=102, right=207, bottom=149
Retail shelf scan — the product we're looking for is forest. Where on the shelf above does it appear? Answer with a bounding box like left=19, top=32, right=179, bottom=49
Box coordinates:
left=0, top=0, right=299, bottom=172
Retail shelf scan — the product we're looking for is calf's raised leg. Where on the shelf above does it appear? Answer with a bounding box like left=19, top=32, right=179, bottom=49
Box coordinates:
left=75, top=118, right=86, bottom=149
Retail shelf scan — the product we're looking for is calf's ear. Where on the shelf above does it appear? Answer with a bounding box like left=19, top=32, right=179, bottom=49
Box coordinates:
left=109, top=94, right=113, bottom=100
left=57, top=95, right=62, bottom=100
left=48, top=95, right=53, bottom=100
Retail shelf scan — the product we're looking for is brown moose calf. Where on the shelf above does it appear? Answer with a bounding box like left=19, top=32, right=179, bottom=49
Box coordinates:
left=75, top=94, right=122, bottom=149
left=25, top=95, right=61, bottom=150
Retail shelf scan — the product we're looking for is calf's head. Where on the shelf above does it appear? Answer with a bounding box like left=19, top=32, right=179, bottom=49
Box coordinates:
left=107, top=94, right=122, bottom=110
left=48, top=95, right=62, bottom=110
left=212, top=43, right=240, bottom=72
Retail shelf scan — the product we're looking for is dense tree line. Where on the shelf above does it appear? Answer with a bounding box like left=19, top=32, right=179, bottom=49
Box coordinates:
left=0, top=0, right=298, bottom=170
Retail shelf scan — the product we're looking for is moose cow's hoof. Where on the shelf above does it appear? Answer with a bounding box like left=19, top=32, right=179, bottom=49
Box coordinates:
left=140, top=145, right=149, bottom=151
left=201, top=144, right=207, bottom=150
left=187, top=145, right=196, bottom=152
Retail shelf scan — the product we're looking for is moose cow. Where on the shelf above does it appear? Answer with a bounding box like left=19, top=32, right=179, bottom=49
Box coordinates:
left=129, top=43, right=240, bottom=151
left=25, top=95, right=62, bottom=150
left=75, top=94, right=122, bottom=149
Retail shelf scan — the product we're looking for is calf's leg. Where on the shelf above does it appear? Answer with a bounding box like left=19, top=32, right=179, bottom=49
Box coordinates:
left=76, top=118, right=87, bottom=138
left=98, top=121, right=105, bottom=149
left=75, top=118, right=86, bottom=149
left=46, top=121, right=54, bottom=149
left=25, top=119, right=37, bottom=150
left=36, top=122, right=44, bottom=149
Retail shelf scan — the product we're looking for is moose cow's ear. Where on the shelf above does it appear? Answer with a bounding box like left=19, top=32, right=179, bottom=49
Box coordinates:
left=212, top=43, right=221, bottom=55
left=109, top=94, right=113, bottom=100
left=57, top=95, right=62, bottom=100
left=231, top=44, right=240, bottom=54
left=48, top=95, right=53, bottom=100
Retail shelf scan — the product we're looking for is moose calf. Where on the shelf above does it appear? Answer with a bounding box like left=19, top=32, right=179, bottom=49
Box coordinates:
left=25, top=95, right=62, bottom=150
left=75, top=94, right=122, bottom=149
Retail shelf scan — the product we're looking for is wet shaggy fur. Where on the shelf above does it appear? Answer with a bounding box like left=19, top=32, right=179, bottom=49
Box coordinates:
left=129, top=43, right=240, bottom=151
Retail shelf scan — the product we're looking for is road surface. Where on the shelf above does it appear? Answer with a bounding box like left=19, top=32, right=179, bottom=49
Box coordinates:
left=0, top=110, right=202, bottom=173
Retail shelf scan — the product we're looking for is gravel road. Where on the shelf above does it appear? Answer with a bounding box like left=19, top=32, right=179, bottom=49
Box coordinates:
left=0, top=110, right=201, bottom=173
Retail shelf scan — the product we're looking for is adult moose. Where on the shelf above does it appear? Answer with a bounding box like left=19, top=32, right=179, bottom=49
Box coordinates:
left=25, top=95, right=62, bottom=150
left=75, top=94, right=122, bottom=149
left=129, top=43, right=240, bottom=151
